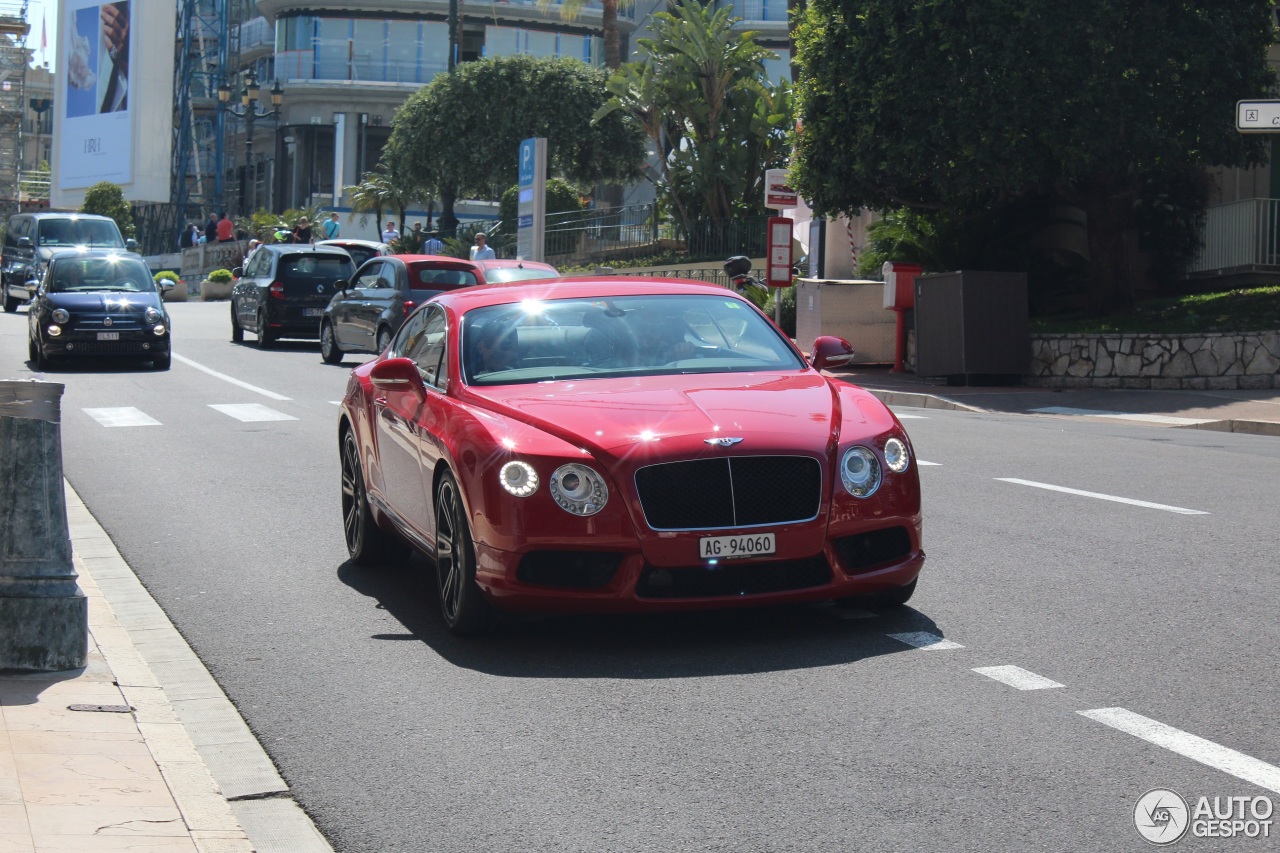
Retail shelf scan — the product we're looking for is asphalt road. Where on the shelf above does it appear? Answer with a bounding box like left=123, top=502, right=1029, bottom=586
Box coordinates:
left=3, top=301, right=1279, bottom=852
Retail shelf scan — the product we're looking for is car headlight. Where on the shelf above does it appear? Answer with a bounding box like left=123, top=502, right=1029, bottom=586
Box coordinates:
left=46, top=324, right=62, bottom=337
left=883, top=437, right=910, bottom=473
left=145, top=307, right=162, bottom=324
left=152, top=324, right=167, bottom=336
left=840, top=446, right=882, bottom=498
left=51, top=308, right=70, bottom=323
left=499, top=461, right=539, bottom=497
left=550, top=463, right=608, bottom=516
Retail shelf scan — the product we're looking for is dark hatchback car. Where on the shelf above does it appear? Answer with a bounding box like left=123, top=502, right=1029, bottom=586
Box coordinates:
left=318, top=255, right=558, bottom=364
left=27, top=249, right=173, bottom=370
left=230, top=245, right=355, bottom=348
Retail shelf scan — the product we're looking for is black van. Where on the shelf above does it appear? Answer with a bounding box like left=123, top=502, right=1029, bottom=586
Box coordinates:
left=3, top=212, right=136, bottom=312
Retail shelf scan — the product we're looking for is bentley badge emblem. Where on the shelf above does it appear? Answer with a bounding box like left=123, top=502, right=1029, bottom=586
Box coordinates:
left=704, top=437, right=743, bottom=447
left=103, top=317, right=113, bottom=327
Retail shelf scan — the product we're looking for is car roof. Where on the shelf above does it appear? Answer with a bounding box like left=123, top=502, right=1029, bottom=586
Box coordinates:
left=48, top=248, right=145, bottom=261
left=261, top=244, right=353, bottom=256
left=316, top=239, right=389, bottom=249
left=472, top=258, right=559, bottom=273
left=22, top=211, right=119, bottom=221
left=434, top=277, right=742, bottom=312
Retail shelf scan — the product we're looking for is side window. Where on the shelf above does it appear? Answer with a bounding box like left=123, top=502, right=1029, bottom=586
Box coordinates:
left=355, top=261, right=382, bottom=289
left=246, top=250, right=269, bottom=278
left=390, top=307, right=429, bottom=358
left=2, top=218, right=16, bottom=249
left=376, top=262, right=398, bottom=291
left=406, top=306, right=448, bottom=388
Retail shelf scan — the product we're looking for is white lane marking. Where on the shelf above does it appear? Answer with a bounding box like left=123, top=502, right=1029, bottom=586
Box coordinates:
left=1030, top=406, right=1213, bottom=426
left=973, top=665, right=1063, bottom=691
left=171, top=353, right=291, bottom=401
left=887, top=631, right=964, bottom=650
left=330, top=401, right=342, bottom=406
left=1080, top=708, right=1280, bottom=794
left=996, top=478, right=1208, bottom=515
left=83, top=407, right=161, bottom=428
left=209, top=403, right=298, bottom=423
left=894, top=413, right=928, bottom=419
left=917, top=460, right=941, bottom=466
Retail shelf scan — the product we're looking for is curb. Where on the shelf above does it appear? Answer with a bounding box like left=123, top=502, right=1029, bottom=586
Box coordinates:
left=1173, top=418, right=1280, bottom=437
left=859, top=387, right=988, bottom=414
left=67, top=482, right=336, bottom=853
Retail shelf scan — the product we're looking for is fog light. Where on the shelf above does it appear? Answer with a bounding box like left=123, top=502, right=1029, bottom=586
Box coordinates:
left=142, top=343, right=151, bottom=350
left=46, top=324, right=62, bottom=337
left=153, top=324, right=167, bottom=336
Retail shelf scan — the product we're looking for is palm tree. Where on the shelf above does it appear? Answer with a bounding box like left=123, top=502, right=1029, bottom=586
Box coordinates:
left=346, top=165, right=426, bottom=236
left=541, top=0, right=635, bottom=70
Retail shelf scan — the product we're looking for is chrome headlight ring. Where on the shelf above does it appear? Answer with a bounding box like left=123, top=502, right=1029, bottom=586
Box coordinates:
left=144, top=307, right=163, bottom=324
left=883, top=437, right=911, bottom=473
left=499, top=460, right=539, bottom=497
left=840, top=446, right=882, bottom=498
left=51, top=308, right=70, bottom=324
left=550, top=463, right=608, bottom=516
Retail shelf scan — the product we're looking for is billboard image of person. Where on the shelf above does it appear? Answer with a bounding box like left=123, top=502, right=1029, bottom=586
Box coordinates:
left=59, top=0, right=133, bottom=188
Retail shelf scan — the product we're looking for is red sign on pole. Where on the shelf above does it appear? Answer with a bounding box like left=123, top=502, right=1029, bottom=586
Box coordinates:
left=766, top=216, right=793, bottom=288
left=763, top=169, right=798, bottom=210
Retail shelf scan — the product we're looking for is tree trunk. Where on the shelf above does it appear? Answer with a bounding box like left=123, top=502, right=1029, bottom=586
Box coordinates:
left=440, top=186, right=459, bottom=238
left=603, top=0, right=621, bottom=70
left=1080, top=189, right=1137, bottom=316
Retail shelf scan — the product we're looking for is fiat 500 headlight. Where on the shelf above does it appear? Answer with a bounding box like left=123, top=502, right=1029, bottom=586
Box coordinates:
left=550, top=463, right=608, bottom=516
left=145, top=307, right=163, bottom=324
left=51, top=308, right=70, bottom=324
left=499, top=460, right=539, bottom=497
left=883, top=437, right=910, bottom=473
left=840, top=446, right=882, bottom=498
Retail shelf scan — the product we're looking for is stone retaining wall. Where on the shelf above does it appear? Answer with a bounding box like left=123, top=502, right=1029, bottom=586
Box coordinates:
left=1029, top=331, right=1280, bottom=389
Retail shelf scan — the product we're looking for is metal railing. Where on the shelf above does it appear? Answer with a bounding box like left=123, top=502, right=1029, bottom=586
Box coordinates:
left=1188, top=198, right=1280, bottom=273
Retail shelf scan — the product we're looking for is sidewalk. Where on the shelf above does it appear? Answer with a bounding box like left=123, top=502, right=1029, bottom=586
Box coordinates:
left=833, top=364, right=1280, bottom=436
left=3, top=373, right=1276, bottom=852
left=0, top=485, right=333, bottom=853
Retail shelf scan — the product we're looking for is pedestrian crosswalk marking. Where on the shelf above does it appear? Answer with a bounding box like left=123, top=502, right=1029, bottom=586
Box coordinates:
left=83, top=407, right=161, bottom=428
left=208, top=404, right=298, bottom=423
left=887, top=631, right=964, bottom=650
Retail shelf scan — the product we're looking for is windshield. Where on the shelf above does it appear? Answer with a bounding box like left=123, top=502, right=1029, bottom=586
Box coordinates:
left=342, top=246, right=378, bottom=267
left=462, top=294, right=804, bottom=386
left=481, top=266, right=558, bottom=283
left=37, top=219, right=124, bottom=248
left=50, top=257, right=157, bottom=293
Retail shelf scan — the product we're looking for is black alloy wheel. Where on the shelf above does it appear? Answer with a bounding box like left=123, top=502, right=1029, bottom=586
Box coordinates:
left=434, top=472, right=493, bottom=635
left=230, top=303, right=243, bottom=343
left=340, top=428, right=408, bottom=566
left=376, top=326, right=392, bottom=354
left=255, top=309, right=273, bottom=349
left=320, top=321, right=343, bottom=364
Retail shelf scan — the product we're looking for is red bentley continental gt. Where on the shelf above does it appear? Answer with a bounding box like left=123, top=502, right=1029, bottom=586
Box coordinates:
left=338, top=278, right=924, bottom=634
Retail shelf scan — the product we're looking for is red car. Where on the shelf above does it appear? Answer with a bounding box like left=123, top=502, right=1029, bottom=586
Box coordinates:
left=338, top=278, right=924, bottom=634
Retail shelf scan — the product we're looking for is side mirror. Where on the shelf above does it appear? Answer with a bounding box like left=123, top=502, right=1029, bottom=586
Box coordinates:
left=125, top=239, right=139, bottom=252
left=334, top=279, right=349, bottom=292
left=159, top=280, right=175, bottom=293
left=16, top=237, right=32, bottom=249
left=369, top=357, right=425, bottom=397
left=810, top=336, right=855, bottom=371
left=24, top=280, right=38, bottom=294
left=724, top=255, right=752, bottom=278
left=231, top=267, right=242, bottom=278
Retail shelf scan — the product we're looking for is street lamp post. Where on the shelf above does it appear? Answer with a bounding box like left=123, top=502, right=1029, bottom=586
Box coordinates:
left=218, top=70, right=283, bottom=216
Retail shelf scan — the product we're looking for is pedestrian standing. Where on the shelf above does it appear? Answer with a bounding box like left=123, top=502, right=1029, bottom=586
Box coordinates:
left=422, top=229, right=444, bottom=254
left=293, top=216, right=313, bottom=245
left=216, top=212, right=235, bottom=243
left=204, top=213, right=218, bottom=244
left=410, top=222, right=424, bottom=251
left=323, top=212, right=341, bottom=240
left=469, top=231, right=495, bottom=261
left=382, top=220, right=400, bottom=243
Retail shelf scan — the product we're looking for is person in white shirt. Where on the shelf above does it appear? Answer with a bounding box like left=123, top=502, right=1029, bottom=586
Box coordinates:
left=382, top=221, right=399, bottom=243
left=469, top=231, right=495, bottom=261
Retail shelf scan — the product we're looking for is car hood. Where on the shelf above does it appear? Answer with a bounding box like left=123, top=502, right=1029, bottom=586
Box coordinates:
left=477, top=371, right=891, bottom=462
left=45, top=291, right=164, bottom=312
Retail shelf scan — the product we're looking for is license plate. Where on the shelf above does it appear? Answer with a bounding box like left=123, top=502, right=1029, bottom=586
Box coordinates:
left=699, top=533, right=775, bottom=560
left=97, top=332, right=119, bottom=341
left=303, top=308, right=324, bottom=317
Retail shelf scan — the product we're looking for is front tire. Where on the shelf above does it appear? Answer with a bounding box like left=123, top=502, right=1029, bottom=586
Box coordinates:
left=320, top=321, right=344, bottom=364
left=376, top=326, right=392, bottom=354
left=434, top=472, right=493, bottom=635
left=340, top=428, right=409, bottom=566
left=3, top=293, right=18, bottom=313
left=875, top=578, right=917, bottom=607
left=230, top=303, right=243, bottom=343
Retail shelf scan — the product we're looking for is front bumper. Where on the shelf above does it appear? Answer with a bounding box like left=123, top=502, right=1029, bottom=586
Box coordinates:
left=40, top=331, right=170, bottom=357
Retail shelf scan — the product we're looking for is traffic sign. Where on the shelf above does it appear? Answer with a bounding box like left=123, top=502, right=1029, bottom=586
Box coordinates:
left=1236, top=100, right=1280, bottom=133
left=766, top=216, right=793, bottom=288
left=763, top=169, right=798, bottom=210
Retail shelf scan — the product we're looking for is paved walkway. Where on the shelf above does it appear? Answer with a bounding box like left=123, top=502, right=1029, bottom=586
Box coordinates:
left=2, top=369, right=1276, bottom=852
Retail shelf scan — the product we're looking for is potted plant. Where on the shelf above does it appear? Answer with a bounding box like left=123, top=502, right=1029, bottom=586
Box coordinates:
left=201, top=268, right=235, bottom=301
left=154, top=270, right=187, bottom=302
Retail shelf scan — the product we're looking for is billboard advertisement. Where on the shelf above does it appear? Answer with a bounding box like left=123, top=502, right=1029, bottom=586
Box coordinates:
left=59, top=0, right=132, bottom=189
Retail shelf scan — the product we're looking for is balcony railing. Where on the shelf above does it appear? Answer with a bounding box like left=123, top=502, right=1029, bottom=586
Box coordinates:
left=1187, top=198, right=1280, bottom=274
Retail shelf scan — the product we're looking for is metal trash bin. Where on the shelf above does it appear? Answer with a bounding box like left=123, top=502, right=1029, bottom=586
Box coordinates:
left=913, top=271, right=1030, bottom=385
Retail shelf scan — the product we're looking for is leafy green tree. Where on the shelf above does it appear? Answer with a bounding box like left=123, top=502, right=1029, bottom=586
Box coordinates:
left=499, top=178, right=586, bottom=256
left=386, top=55, right=645, bottom=234
left=346, top=164, right=423, bottom=236
left=80, top=181, right=134, bottom=238
left=791, top=0, right=1276, bottom=313
left=595, top=0, right=794, bottom=233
